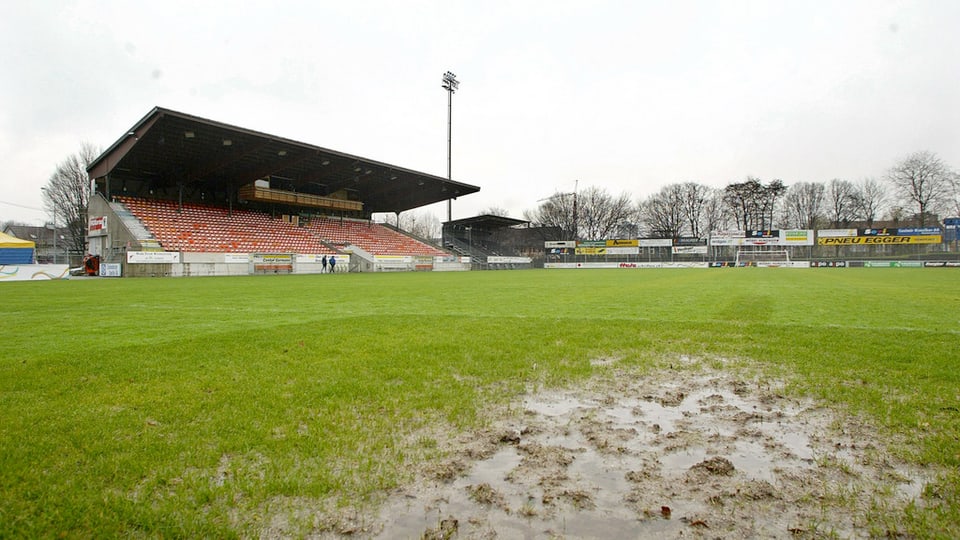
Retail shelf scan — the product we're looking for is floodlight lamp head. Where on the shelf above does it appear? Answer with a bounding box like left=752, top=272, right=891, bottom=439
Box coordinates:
left=442, top=71, right=459, bottom=92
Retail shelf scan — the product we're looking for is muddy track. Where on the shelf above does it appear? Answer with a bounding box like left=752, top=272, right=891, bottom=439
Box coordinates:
left=312, top=360, right=933, bottom=538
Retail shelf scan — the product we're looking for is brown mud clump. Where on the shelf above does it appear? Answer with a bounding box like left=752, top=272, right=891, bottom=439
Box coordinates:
left=690, top=456, right=735, bottom=476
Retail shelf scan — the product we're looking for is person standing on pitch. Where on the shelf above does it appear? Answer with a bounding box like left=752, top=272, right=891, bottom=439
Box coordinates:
left=329, top=255, right=337, bottom=273
left=321, top=255, right=328, bottom=273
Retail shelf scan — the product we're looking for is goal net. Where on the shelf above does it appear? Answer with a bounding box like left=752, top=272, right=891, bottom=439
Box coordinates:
left=735, top=249, right=790, bottom=267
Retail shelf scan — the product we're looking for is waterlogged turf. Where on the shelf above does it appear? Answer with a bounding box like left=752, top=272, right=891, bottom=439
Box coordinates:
left=0, top=269, right=958, bottom=537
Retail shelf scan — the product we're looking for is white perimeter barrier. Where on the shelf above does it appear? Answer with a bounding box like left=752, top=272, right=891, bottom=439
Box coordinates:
left=0, top=264, right=71, bottom=281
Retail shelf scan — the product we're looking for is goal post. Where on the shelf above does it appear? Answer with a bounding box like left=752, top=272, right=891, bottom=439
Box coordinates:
left=735, top=249, right=790, bottom=267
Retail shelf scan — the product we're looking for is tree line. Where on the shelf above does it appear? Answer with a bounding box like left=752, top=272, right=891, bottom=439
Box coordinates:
left=524, top=151, right=960, bottom=240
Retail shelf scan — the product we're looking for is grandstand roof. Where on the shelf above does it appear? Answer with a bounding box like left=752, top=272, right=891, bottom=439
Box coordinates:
left=445, top=215, right=529, bottom=229
left=88, top=107, right=480, bottom=215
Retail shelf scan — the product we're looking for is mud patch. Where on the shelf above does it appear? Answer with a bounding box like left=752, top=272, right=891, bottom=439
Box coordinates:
left=365, top=363, right=934, bottom=539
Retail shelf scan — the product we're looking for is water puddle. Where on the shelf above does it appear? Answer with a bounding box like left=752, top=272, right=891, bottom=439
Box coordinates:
left=368, top=367, right=932, bottom=539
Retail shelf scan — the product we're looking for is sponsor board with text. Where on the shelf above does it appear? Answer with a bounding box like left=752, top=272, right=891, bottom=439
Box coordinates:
left=673, top=245, right=708, bottom=254
left=127, top=251, right=180, bottom=263
left=544, top=262, right=708, bottom=269
left=225, top=253, right=250, bottom=264
left=88, top=216, right=107, bottom=236
left=818, top=236, right=942, bottom=245
left=603, top=246, right=639, bottom=255
left=488, top=256, right=532, bottom=264
left=638, top=238, right=673, bottom=247
left=818, top=229, right=858, bottom=238
left=576, top=247, right=607, bottom=255
left=253, top=254, right=293, bottom=264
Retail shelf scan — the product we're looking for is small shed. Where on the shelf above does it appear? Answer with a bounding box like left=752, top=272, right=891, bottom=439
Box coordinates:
left=0, top=231, right=35, bottom=264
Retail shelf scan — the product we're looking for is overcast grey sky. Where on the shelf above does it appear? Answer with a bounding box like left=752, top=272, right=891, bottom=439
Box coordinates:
left=2, top=0, right=958, bottom=225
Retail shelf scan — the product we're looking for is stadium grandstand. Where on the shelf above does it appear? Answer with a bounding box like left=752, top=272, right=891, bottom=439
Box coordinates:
left=442, top=215, right=536, bottom=269
left=85, top=107, right=479, bottom=276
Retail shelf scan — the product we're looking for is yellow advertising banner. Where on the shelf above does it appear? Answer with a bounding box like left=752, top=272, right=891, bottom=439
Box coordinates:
left=576, top=247, right=608, bottom=255
left=606, top=239, right=638, bottom=247
left=818, top=235, right=942, bottom=246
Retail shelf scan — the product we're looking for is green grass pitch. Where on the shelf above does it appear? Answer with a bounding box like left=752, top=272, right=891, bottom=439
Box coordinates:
left=1, top=269, right=958, bottom=537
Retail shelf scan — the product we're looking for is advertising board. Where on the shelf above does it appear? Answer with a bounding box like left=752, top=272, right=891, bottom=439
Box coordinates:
left=252, top=254, right=293, bottom=264
left=638, top=238, right=673, bottom=247
left=99, top=263, right=122, bottom=277
left=818, top=229, right=858, bottom=238
left=225, top=253, right=250, bottom=264
left=488, top=256, right=532, bottom=264
left=127, top=251, right=180, bottom=263
left=88, top=216, right=107, bottom=237
left=544, top=262, right=708, bottom=269
left=818, top=236, right=942, bottom=245
left=710, top=230, right=813, bottom=246
left=708, top=235, right=742, bottom=246
left=897, top=227, right=942, bottom=235
left=576, top=247, right=607, bottom=255
left=862, top=261, right=925, bottom=268
left=672, top=246, right=708, bottom=254
left=782, top=230, right=814, bottom=245
left=746, top=230, right=779, bottom=238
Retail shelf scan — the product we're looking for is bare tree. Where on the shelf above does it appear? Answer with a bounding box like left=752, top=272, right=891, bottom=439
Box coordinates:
left=886, top=151, right=953, bottom=226
left=678, top=182, right=712, bottom=238
left=397, top=210, right=441, bottom=240
left=577, top=186, right=636, bottom=240
left=525, top=185, right=635, bottom=241
left=479, top=206, right=510, bottom=217
left=42, top=142, right=100, bottom=258
left=642, top=183, right=716, bottom=239
left=853, top=178, right=887, bottom=227
left=524, top=190, right=579, bottom=240
left=948, top=171, right=960, bottom=218
left=887, top=204, right=907, bottom=224
left=723, top=177, right=785, bottom=231
left=701, top=188, right=729, bottom=235
left=761, top=179, right=786, bottom=229
left=825, top=179, right=857, bottom=227
left=642, top=184, right=685, bottom=238
left=781, top=181, right=824, bottom=229
left=723, top=179, right=757, bottom=230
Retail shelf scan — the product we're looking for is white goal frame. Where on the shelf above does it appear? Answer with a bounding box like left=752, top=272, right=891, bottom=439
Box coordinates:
left=735, top=249, right=791, bottom=267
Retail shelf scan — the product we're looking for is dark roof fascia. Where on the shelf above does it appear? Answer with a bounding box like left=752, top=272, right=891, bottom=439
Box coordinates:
left=445, top=215, right=529, bottom=228
left=87, top=107, right=479, bottom=193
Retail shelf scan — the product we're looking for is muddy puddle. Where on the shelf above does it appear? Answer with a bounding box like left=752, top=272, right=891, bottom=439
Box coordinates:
left=335, top=362, right=932, bottom=538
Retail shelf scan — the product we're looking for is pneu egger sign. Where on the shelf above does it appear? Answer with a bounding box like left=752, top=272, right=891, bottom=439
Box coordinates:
left=818, top=236, right=941, bottom=245
left=817, top=227, right=942, bottom=245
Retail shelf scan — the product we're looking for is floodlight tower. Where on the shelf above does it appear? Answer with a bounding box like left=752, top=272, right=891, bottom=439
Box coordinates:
left=441, top=70, right=459, bottom=222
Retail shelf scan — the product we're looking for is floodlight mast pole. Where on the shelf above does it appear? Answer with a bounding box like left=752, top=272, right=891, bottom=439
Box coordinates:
left=442, top=71, right=459, bottom=223
left=40, top=186, right=57, bottom=264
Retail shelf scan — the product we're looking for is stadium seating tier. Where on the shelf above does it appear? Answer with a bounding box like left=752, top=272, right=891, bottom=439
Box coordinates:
left=117, top=197, right=446, bottom=257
